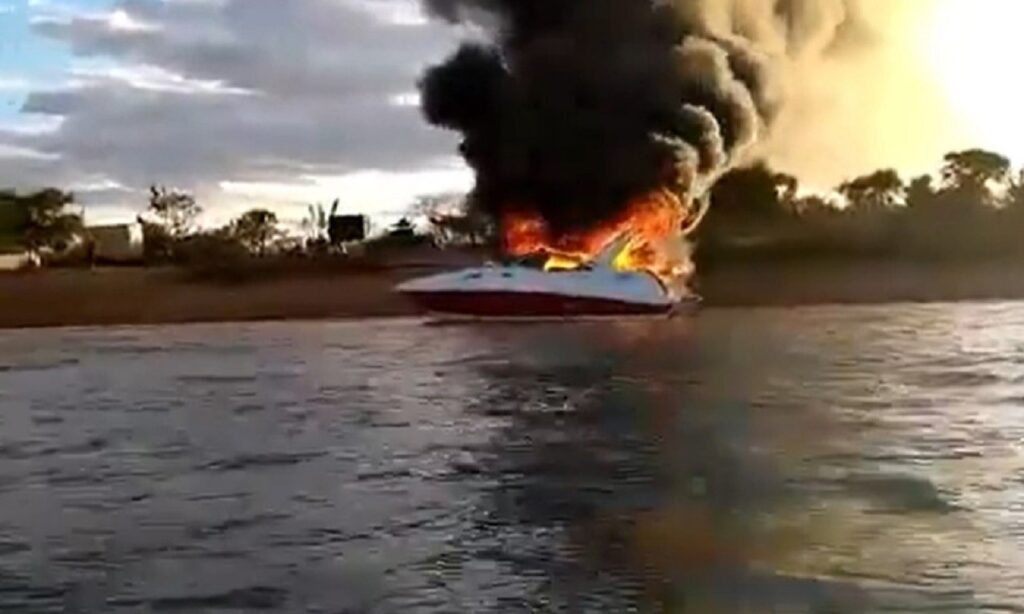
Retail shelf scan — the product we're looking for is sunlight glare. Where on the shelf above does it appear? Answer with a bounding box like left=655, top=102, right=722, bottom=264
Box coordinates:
left=926, top=0, right=1024, bottom=163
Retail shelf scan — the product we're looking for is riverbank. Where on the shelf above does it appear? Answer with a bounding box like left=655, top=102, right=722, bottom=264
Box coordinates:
left=0, top=267, right=413, bottom=329
left=695, top=258, right=1024, bottom=307
left=2, top=260, right=1024, bottom=329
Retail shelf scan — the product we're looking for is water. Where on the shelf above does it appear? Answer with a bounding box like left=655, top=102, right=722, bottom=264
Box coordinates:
left=0, top=304, right=1023, bottom=612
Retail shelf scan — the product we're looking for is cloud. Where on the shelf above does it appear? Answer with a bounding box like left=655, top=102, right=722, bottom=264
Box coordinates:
left=3, top=0, right=469, bottom=222
left=0, top=76, right=34, bottom=92
left=0, top=143, right=60, bottom=161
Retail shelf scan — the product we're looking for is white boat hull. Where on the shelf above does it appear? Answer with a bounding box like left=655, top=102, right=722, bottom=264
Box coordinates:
left=396, top=264, right=698, bottom=319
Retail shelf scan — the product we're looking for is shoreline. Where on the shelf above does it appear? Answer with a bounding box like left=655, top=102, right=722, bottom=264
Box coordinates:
left=3, top=260, right=1024, bottom=330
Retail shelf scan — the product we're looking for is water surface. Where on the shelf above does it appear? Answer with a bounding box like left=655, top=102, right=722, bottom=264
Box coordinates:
left=1, top=304, right=1023, bottom=612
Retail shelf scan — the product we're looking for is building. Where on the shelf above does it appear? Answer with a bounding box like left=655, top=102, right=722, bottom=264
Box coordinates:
left=87, top=223, right=144, bottom=263
left=0, top=252, right=36, bottom=271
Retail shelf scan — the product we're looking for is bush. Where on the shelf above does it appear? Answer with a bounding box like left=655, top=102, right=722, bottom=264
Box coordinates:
left=174, top=232, right=252, bottom=281
left=42, top=241, right=93, bottom=269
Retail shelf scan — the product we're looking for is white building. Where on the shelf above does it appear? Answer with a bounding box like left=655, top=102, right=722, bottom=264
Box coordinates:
left=0, top=252, right=37, bottom=271
left=87, top=223, right=144, bottom=263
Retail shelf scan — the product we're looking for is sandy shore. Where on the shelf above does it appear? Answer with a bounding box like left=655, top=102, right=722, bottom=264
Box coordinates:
left=0, top=267, right=414, bottom=329
left=2, top=260, right=1024, bottom=329
left=695, top=259, right=1024, bottom=307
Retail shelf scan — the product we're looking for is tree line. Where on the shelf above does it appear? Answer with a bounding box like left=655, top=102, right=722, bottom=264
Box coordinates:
left=702, top=148, right=1024, bottom=260
left=4, top=146, right=1024, bottom=268
left=140, top=188, right=429, bottom=268
left=0, top=185, right=423, bottom=268
left=139, top=186, right=286, bottom=265
left=0, top=185, right=290, bottom=264
left=406, top=147, right=1024, bottom=262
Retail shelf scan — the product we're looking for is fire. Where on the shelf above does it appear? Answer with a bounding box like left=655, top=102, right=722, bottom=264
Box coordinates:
left=502, top=189, right=694, bottom=285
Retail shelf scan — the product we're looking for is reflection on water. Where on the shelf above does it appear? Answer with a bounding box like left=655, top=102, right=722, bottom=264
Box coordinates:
left=0, top=304, right=1023, bottom=612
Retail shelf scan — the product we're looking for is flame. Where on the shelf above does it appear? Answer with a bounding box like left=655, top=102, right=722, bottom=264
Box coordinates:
left=502, top=189, right=695, bottom=285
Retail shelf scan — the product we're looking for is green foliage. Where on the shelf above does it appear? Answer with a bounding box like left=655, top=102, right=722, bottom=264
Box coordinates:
left=0, top=190, right=26, bottom=254
left=941, top=149, right=1010, bottom=194
left=148, top=185, right=201, bottom=239
left=176, top=230, right=248, bottom=263
left=138, top=217, right=175, bottom=264
left=838, top=169, right=903, bottom=211
left=174, top=230, right=251, bottom=280
left=0, top=188, right=83, bottom=254
left=229, top=208, right=280, bottom=256
left=303, top=199, right=338, bottom=245
left=701, top=149, right=1024, bottom=263
left=905, top=175, right=934, bottom=210
left=709, top=162, right=797, bottom=220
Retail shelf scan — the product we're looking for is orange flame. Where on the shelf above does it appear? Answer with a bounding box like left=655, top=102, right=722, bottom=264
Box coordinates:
left=502, top=189, right=694, bottom=285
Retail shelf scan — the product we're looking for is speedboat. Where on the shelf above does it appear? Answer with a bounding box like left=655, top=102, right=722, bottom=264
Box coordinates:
left=395, top=237, right=699, bottom=319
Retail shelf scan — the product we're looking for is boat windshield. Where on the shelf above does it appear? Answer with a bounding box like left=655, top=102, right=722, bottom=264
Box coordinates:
left=497, top=253, right=593, bottom=271
left=504, top=254, right=547, bottom=269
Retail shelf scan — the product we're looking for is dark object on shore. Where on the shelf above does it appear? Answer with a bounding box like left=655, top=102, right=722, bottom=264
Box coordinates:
left=328, top=215, right=367, bottom=244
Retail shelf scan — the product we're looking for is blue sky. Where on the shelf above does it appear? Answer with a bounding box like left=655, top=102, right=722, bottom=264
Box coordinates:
left=0, top=1, right=112, bottom=122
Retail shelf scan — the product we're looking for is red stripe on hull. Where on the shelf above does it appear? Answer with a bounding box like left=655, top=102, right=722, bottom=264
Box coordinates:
left=402, top=290, right=673, bottom=317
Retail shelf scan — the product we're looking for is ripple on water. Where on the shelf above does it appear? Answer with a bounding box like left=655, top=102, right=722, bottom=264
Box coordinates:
left=0, top=309, right=1021, bottom=611
left=175, top=375, right=259, bottom=385
left=198, top=451, right=326, bottom=472
left=0, top=358, right=80, bottom=373
left=144, top=586, right=289, bottom=611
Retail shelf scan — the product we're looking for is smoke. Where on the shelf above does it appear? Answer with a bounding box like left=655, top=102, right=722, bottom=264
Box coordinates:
left=759, top=1, right=961, bottom=188
left=418, top=0, right=934, bottom=235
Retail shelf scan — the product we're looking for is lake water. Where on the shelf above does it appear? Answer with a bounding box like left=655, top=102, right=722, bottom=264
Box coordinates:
left=0, top=305, right=1023, bottom=612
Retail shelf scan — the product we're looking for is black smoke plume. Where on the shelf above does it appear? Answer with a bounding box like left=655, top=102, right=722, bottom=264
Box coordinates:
left=419, top=0, right=864, bottom=236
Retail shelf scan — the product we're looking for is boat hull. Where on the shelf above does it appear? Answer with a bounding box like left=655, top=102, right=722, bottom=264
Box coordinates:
left=402, top=290, right=676, bottom=318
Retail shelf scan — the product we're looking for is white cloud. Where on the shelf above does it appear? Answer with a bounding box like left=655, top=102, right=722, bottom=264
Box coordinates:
left=389, top=91, right=422, bottom=107
left=0, top=114, right=64, bottom=136
left=3, top=0, right=469, bottom=224
left=67, top=63, right=254, bottom=96
left=219, top=163, right=473, bottom=223
left=70, top=177, right=129, bottom=193
left=0, top=77, right=33, bottom=92
left=106, top=8, right=160, bottom=32
left=0, top=143, right=61, bottom=161
left=345, top=0, right=432, bottom=26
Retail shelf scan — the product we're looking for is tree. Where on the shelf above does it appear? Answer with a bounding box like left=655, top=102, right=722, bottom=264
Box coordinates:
left=428, top=211, right=494, bottom=246
left=411, top=192, right=464, bottom=218
left=0, top=190, right=28, bottom=251
left=940, top=149, right=1010, bottom=205
left=303, top=199, right=338, bottom=245
left=388, top=217, right=416, bottom=238
left=413, top=192, right=494, bottom=246
left=148, top=185, right=201, bottom=238
left=838, top=169, right=904, bottom=212
left=710, top=162, right=799, bottom=219
left=905, top=174, right=935, bottom=210
left=773, top=171, right=799, bottom=211
left=792, top=194, right=839, bottom=217
left=1, top=188, right=83, bottom=257
left=230, top=208, right=279, bottom=256
left=1006, top=169, right=1024, bottom=213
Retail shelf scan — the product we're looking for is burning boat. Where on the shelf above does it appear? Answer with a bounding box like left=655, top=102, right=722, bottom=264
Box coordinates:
left=397, top=191, right=702, bottom=319
left=408, top=0, right=791, bottom=317
left=398, top=240, right=693, bottom=318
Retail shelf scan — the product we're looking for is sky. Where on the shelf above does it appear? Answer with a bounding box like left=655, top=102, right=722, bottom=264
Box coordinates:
left=1, top=0, right=1023, bottom=228
left=0, top=0, right=474, bottom=227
